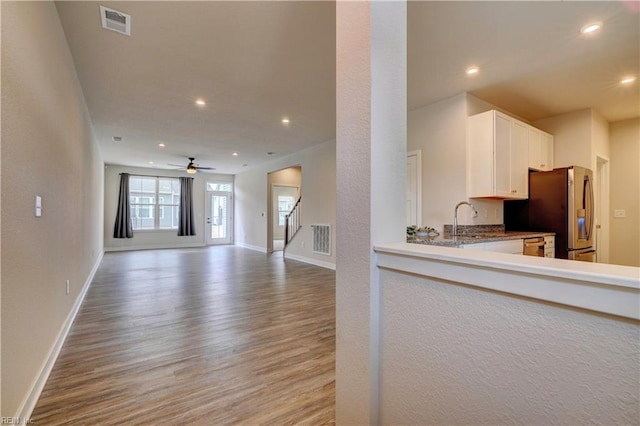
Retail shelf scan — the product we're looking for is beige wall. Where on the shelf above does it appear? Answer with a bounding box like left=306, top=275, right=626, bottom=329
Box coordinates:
left=407, top=93, right=503, bottom=232
left=534, top=108, right=593, bottom=169
left=1, top=2, right=104, bottom=416
left=234, top=140, right=336, bottom=267
left=609, top=118, right=640, bottom=267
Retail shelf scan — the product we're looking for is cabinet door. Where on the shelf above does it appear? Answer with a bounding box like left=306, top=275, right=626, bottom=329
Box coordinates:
left=528, top=128, right=542, bottom=170
left=544, top=236, right=555, bottom=257
left=494, top=113, right=512, bottom=197
left=483, top=239, right=523, bottom=254
left=510, top=121, right=529, bottom=198
left=540, top=132, right=553, bottom=171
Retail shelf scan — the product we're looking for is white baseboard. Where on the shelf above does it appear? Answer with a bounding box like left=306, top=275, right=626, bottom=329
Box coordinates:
left=235, top=242, right=268, bottom=253
left=284, top=252, right=336, bottom=270
left=16, top=250, right=105, bottom=420
left=105, top=243, right=206, bottom=252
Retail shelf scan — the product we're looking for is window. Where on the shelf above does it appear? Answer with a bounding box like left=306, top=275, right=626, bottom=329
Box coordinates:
left=207, top=182, right=232, bottom=192
left=278, top=195, right=296, bottom=226
left=129, top=176, right=180, bottom=230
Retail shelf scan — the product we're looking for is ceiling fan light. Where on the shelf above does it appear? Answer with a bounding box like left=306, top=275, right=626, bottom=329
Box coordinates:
left=466, top=66, right=479, bottom=75
left=186, top=167, right=197, bottom=174
left=580, top=22, right=601, bottom=34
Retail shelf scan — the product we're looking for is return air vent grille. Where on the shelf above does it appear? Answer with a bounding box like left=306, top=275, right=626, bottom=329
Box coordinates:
left=100, top=6, right=131, bottom=36
left=311, top=224, right=331, bottom=256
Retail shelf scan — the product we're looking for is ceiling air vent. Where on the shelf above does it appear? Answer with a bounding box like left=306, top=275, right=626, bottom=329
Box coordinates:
left=100, top=6, right=131, bottom=36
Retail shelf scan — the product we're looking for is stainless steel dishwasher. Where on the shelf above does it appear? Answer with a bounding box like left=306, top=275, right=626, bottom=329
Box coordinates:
left=523, top=237, right=546, bottom=257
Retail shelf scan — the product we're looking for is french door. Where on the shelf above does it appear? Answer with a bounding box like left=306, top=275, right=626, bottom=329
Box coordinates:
left=205, top=192, right=232, bottom=245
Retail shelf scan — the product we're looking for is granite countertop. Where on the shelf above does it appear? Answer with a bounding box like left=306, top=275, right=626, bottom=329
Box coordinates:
left=408, top=224, right=555, bottom=247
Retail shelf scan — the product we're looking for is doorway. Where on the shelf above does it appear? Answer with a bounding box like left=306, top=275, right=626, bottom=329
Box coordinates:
left=271, top=185, right=299, bottom=251
left=596, top=155, right=610, bottom=263
left=205, top=191, right=232, bottom=245
left=407, top=150, right=422, bottom=226
left=267, top=166, right=302, bottom=253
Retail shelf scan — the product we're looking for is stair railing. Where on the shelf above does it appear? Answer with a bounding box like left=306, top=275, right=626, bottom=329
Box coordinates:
left=284, top=196, right=302, bottom=249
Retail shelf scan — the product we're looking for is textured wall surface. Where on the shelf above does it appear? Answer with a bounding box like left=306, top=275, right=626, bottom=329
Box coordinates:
left=336, top=2, right=407, bottom=423
left=379, top=269, right=640, bottom=424
left=1, top=2, right=104, bottom=415
left=335, top=2, right=374, bottom=423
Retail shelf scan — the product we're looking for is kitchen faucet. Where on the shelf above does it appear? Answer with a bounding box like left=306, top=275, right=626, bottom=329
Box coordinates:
left=453, top=201, right=478, bottom=236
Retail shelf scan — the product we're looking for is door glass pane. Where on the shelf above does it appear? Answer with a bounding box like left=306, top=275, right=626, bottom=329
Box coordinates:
left=210, top=195, right=227, bottom=239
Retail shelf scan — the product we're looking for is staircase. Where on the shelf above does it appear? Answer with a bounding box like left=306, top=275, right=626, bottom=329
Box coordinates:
left=284, top=196, right=302, bottom=249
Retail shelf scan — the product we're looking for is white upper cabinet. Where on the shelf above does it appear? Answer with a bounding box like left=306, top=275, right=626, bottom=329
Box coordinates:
left=467, top=110, right=529, bottom=199
left=528, top=127, right=554, bottom=171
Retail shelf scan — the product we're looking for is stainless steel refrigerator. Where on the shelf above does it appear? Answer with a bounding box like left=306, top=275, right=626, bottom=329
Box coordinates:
left=505, top=166, right=596, bottom=262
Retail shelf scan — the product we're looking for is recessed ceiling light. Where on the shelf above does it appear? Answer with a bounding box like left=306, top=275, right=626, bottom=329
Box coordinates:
left=620, top=76, right=637, bottom=85
left=232, top=152, right=238, bottom=156
left=149, top=161, right=154, bottom=165
left=281, top=118, right=290, bottom=124
left=580, top=22, right=602, bottom=34
left=195, top=99, right=206, bottom=107
left=158, top=143, right=165, bottom=147
left=466, top=66, right=479, bottom=76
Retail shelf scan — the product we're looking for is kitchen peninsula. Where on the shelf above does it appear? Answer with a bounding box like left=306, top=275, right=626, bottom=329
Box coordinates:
left=409, top=225, right=553, bottom=248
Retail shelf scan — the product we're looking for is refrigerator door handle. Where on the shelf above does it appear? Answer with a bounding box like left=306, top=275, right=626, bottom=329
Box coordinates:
left=584, top=175, right=594, bottom=241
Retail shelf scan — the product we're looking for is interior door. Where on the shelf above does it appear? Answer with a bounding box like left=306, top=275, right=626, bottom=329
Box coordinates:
left=206, top=192, right=232, bottom=245
left=406, top=150, right=421, bottom=226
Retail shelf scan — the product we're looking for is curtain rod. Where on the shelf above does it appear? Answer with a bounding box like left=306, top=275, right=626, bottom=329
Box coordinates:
left=119, top=173, right=191, bottom=179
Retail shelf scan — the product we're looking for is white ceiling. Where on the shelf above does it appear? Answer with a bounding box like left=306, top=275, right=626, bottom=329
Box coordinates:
left=55, top=1, right=639, bottom=175
left=408, top=1, right=640, bottom=122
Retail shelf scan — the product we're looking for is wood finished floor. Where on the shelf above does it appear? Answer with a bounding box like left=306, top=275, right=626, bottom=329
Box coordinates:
left=31, top=247, right=336, bottom=425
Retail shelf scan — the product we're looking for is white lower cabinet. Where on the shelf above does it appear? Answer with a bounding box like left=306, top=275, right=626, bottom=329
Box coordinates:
left=544, top=236, right=555, bottom=258
left=462, top=239, right=523, bottom=255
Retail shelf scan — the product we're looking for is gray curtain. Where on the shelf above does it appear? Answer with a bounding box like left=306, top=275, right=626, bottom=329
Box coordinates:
left=178, top=177, right=196, bottom=236
left=113, top=173, right=133, bottom=238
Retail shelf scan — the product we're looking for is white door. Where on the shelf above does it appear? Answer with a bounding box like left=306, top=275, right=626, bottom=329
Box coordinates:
left=596, top=156, right=610, bottom=263
left=406, top=150, right=422, bottom=226
left=206, top=192, right=232, bottom=245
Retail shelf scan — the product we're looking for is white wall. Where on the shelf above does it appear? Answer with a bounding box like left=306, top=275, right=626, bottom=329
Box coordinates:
left=407, top=93, right=503, bottom=231
left=234, top=140, right=336, bottom=267
left=378, top=267, right=639, bottom=425
left=103, top=165, right=233, bottom=251
left=609, top=118, right=640, bottom=267
left=336, top=2, right=407, bottom=422
left=1, top=2, right=104, bottom=416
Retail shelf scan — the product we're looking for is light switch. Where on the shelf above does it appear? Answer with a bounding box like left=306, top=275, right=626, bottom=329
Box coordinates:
left=35, top=195, right=42, bottom=217
left=613, top=209, right=626, bottom=218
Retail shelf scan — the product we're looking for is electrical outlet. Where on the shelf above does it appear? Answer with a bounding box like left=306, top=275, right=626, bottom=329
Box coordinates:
left=301, top=241, right=305, bottom=248
left=66, top=280, right=70, bottom=295
left=613, top=209, right=626, bottom=218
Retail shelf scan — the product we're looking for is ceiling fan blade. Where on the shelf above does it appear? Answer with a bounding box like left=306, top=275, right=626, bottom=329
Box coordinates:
left=167, top=163, right=186, bottom=168
left=195, top=166, right=214, bottom=170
